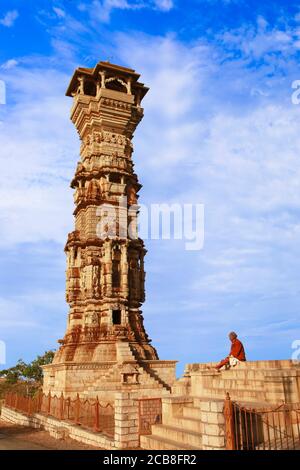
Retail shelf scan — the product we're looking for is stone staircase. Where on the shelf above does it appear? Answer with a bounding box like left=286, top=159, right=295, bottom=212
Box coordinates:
left=128, top=343, right=172, bottom=393
left=141, top=361, right=300, bottom=450
left=116, top=341, right=137, bottom=362
left=82, top=341, right=171, bottom=397
left=141, top=425, right=202, bottom=450
left=176, top=360, right=300, bottom=404
left=140, top=400, right=203, bottom=450
left=207, top=368, right=269, bottom=401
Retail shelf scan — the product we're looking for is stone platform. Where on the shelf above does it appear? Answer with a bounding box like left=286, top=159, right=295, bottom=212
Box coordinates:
left=173, top=359, right=300, bottom=404
left=43, top=340, right=177, bottom=401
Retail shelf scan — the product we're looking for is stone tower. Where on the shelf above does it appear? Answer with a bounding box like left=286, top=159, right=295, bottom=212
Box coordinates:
left=43, top=61, right=176, bottom=399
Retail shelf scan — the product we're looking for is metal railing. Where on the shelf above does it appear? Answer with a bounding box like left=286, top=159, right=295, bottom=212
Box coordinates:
left=4, top=391, right=114, bottom=438
left=224, top=393, right=300, bottom=450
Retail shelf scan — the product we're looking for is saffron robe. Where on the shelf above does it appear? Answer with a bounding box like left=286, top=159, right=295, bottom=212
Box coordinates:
left=230, top=338, right=246, bottom=361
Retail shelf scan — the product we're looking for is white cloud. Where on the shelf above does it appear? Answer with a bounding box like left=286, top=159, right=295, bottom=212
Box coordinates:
left=53, top=7, right=66, bottom=18
left=112, top=30, right=300, bottom=316
left=1, top=59, right=18, bottom=70
left=89, top=0, right=173, bottom=22
left=154, top=0, right=174, bottom=11
left=219, top=16, right=300, bottom=60
left=0, top=65, right=77, bottom=248
left=0, top=10, right=19, bottom=28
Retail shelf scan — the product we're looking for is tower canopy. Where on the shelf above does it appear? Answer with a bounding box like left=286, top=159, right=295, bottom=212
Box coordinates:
left=65, top=60, right=149, bottom=102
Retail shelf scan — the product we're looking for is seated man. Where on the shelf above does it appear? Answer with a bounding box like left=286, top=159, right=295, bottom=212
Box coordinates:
left=215, top=331, right=246, bottom=371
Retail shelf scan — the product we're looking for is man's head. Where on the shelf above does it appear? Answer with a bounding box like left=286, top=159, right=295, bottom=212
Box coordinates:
left=228, top=331, right=237, bottom=342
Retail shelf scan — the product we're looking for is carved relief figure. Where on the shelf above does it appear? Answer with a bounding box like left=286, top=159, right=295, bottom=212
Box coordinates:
left=127, top=185, right=137, bottom=205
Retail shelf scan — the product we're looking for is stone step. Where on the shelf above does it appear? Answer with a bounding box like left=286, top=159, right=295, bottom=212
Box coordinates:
left=116, top=342, right=136, bottom=362
left=218, top=369, right=267, bottom=378
left=201, top=389, right=266, bottom=401
left=151, top=424, right=202, bottom=448
left=140, top=434, right=200, bottom=450
left=166, top=415, right=203, bottom=433
left=192, top=397, right=224, bottom=408
left=182, top=406, right=202, bottom=419
left=137, top=368, right=164, bottom=388
left=82, top=367, right=167, bottom=394
left=210, top=379, right=266, bottom=390
left=205, top=386, right=266, bottom=395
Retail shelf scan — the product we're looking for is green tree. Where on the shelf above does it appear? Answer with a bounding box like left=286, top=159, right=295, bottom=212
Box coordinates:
left=0, top=350, right=55, bottom=388
left=23, top=350, right=55, bottom=382
left=0, top=359, right=27, bottom=384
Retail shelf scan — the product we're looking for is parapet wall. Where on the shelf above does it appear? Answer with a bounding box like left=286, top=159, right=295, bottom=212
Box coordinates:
left=173, top=360, right=300, bottom=404
left=0, top=406, right=114, bottom=449
left=0, top=390, right=141, bottom=450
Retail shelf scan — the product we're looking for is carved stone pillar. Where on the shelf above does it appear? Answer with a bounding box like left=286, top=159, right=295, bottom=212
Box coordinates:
left=121, top=242, right=129, bottom=297
left=78, top=75, right=85, bottom=94
left=103, top=239, right=112, bottom=297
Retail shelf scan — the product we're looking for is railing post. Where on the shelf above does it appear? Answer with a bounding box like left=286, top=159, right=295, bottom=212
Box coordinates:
left=94, top=396, right=100, bottom=432
left=15, top=393, right=18, bottom=411
left=224, top=392, right=236, bottom=450
left=47, top=392, right=51, bottom=416
left=37, top=391, right=43, bottom=413
left=27, top=396, right=32, bottom=416
left=60, top=392, right=64, bottom=420
left=66, top=397, right=70, bottom=420
left=32, top=393, right=37, bottom=413
left=75, top=393, right=80, bottom=425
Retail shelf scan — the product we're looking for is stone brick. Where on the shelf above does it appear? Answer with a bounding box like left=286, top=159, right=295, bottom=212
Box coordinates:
left=206, top=412, right=225, bottom=425
left=199, top=401, right=211, bottom=411
left=207, top=435, right=225, bottom=448
left=210, top=401, right=224, bottom=413
left=203, top=423, right=223, bottom=436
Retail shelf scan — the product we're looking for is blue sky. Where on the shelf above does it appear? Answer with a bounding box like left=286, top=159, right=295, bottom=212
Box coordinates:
left=0, top=0, right=300, bottom=376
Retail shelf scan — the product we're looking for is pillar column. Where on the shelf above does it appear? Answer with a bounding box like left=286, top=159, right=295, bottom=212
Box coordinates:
left=121, top=243, right=128, bottom=297
left=99, top=71, right=106, bottom=89
left=114, top=391, right=139, bottom=449
left=103, top=239, right=112, bottom=297
left=78, top=75, right=85, bottom=94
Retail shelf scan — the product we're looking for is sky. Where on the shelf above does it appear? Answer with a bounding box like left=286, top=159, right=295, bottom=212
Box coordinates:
left=0, top=0, right=300, bottom=376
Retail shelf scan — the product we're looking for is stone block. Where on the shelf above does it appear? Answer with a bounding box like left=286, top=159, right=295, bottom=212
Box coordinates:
left=115, top=420, right=131, bottom=428
left=199, top=401, right=211, bottom=411
left=210, top=401, right=224, bottom=413
left=202, top=434, right=225, bottom=449
left=205, top=411, right=225, bottom=425
left=203, top=423, right=224, bottom=436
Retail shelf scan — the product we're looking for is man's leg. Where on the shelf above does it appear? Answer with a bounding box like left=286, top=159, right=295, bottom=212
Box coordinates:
left=215, top=357, right=230, bottom=370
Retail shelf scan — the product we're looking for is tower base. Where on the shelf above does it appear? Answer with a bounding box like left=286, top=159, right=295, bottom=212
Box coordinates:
left=43, top=340, right=177, bottom=401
